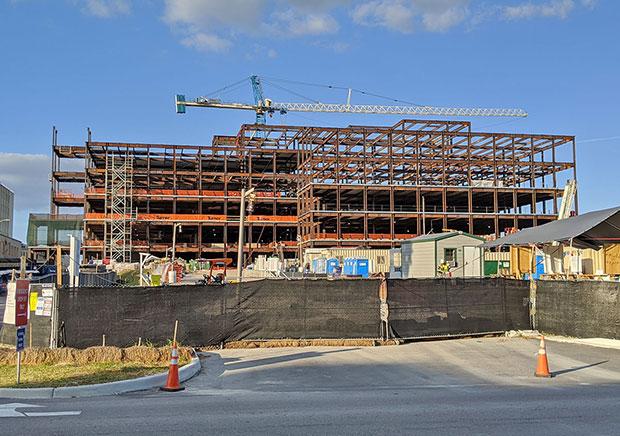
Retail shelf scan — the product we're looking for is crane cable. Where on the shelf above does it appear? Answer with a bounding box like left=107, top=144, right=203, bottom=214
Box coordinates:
left=261, top=79, right=321, bottom=104
left=261, top=75, right=426, bottom=107
left=203, top=76, right=251, bottom=98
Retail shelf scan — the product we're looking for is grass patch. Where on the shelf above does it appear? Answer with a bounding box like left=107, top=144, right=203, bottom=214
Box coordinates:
left=0, top=362, right=167, bottom=388
left=0, top=345, right=194, bottom=389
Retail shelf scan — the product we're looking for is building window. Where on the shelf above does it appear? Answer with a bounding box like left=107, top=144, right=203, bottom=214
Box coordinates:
left=444, top=248, right=457, bottom=267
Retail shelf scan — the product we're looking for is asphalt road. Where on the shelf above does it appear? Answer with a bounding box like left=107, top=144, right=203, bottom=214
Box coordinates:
left=1, top=337, right=619, bottom=435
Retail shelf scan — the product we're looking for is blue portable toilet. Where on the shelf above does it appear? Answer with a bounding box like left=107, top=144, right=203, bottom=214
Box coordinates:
left=355, top=258, right=370, bottom=278
left=343, top=258, right=355, bottom=276
left=343, top=258, right=370, bottom=277
left=532, top=255, right=545, bottom=279
left=326, top=258, right=339, bottom=275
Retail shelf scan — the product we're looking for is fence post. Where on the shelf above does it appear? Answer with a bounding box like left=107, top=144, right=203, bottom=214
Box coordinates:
left=501, top=278, right=508, bottom=330
left=379, top=273, right=389, bottom=340
left=49, top=285, right=59, bottom=349
left=529, top=278, right=537, bottom=330
left=444, top=278, right=451, bottom=331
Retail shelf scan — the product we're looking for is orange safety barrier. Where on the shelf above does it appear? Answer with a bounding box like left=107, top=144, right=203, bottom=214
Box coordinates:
left=85, top=187, right=283, bottom=198
left=84, top=213, right=297, bottom=224
left=303, top=233, right=416, bottom=241
left=83, top=240, right=104, bottom=247
left=54, top=191, right=84, bottom=200
left=247, top=215, right=296, bottom=223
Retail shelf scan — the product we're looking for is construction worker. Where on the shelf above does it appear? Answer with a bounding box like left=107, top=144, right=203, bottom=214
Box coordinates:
left=437, top=259, right=450, bottom=277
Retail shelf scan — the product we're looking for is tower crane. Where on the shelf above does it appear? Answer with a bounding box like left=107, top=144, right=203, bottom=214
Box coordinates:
left=175, top=75, right=527, bottom=123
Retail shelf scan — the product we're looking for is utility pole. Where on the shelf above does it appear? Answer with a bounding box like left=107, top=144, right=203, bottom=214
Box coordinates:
left=19, top=254, right=26, bottom=279
left=422, top=196, right=426, bottom=235
left=236, top=188, right=255, bottom=283
left=56, top=245, right=63, bottom=288
left=171, top=223, right=182, bottom=262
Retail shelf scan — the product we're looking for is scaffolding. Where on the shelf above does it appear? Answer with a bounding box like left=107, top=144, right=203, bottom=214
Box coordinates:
left=105, top=152, right=134, bottom=262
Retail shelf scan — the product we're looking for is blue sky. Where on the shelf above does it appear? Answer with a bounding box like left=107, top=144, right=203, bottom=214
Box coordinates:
left=0, top=0, right=618, bottom=242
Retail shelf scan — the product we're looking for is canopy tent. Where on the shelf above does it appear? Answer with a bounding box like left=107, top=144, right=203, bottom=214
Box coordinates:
left=483, top=206, right=620, bottom=250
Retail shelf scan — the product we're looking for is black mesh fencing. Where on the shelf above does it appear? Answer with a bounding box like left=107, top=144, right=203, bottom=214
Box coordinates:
left=7, top=277, right=617, bottom=348
left=536, top=280, right=619, bottom=339
left=386, top=278, right=531, bottom=339
left=57, top=279, right=381, bottom=348
left=0, top=312, right=52, bottom=348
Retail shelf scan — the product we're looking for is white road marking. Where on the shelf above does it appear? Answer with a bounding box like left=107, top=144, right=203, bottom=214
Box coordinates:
left=0, top=403, right=43, bottom=418
left=24, top=411, right=82, bottom=417
left=0, top=403, right=81, bottom=418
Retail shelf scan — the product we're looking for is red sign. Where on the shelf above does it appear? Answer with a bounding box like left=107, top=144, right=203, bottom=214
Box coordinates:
left=15, top=279, right=29, bottom=327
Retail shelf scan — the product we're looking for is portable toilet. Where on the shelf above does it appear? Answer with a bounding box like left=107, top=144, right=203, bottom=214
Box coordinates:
left=312, top=257, right=327, bottom=274
left=343, top=258, right=370, bottom=277
left=342, top=258, right=353, bottom=276
left=355, top=258, right=370, bottom=278
left=326, top=258, right=340, bottom=275
left=532, top=254, right=545, bottom=279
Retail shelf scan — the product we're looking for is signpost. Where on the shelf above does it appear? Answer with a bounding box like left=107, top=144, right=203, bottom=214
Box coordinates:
left=16, top=327, right=25, bottom=351
left=16, top=327, right=25, bottom=384
left=14, top=279, right=30, bottom=385
left=15, top=279, right=29, bottom=327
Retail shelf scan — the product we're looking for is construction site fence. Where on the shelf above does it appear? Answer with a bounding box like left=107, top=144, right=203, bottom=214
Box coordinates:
left=386, top=278, right=531, bottom=339
left=0, top=310, right=52, bottom=348
left=4, top=278, right=617, bottom=349
left=51, top=278, right=532, bottom=348
left=536, top=280, right=619, bottom=339
left=57, top=279, right=380, bottom=348
left=26, top=271, right=118, bottom=287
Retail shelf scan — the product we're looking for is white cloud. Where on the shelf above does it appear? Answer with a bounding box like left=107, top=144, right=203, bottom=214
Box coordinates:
left=0, top=153, right=50, bottom=215
left=352, top=0, right=415, bottom=33
left=68, top=0, right=597, bottom=53
left=163, top=0, right=265, bottom=31
left=163, top=0, right=342, bottom=53
left=503, top=0, right=575, bottom=20
left=352, top=0, right=469, bottom=33
left=180, top=32, right=232, bottom=52
left=81, top=0, right=131, bottom=18
left=272, top=9, right=340, bottom=36
left=420, top=0, right=469, bottom=32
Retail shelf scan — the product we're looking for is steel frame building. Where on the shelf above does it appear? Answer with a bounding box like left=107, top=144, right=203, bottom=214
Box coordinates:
left=49, top=119, right=577, bottom=264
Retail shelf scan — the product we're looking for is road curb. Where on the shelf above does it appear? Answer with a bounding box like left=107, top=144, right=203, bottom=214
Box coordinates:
left=0, top=352, right=202, bottom=399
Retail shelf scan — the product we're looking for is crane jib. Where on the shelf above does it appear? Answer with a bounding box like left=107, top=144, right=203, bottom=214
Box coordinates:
left=175, top=95, right=528, bottom=118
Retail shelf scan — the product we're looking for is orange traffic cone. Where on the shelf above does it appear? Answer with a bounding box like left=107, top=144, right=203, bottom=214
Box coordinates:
left=161, top=342, right=185, bottom=391
left=535, top=336, right=552, bottom=378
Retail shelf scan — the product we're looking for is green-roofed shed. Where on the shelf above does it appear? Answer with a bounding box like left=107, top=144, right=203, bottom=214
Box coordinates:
left=400, top=231, right=485, bottom=278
